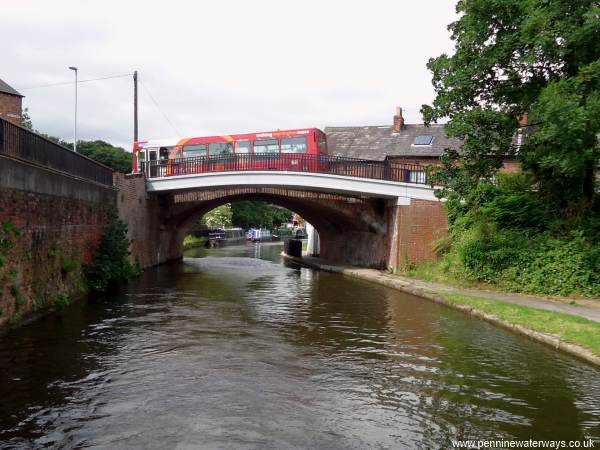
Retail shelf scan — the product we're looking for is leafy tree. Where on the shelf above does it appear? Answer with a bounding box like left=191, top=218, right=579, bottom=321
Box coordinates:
left=423, top=0, right=600, bottom=214
left=21, top=108, right=33, bottom=130
left=202, top=204, right=233, bottom=228
left=75, top=140, right=132, bottom=173
left=86, top=209, right=136, bottom=292
left=230, top=201, right=292, bottom=229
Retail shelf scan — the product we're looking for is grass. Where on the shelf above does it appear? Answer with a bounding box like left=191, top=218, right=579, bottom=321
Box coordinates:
left=405, top=260, right=485, bottom=289
left=183, top=235, right=208, bottom=249
left=444, top=293, right=600, bottom=357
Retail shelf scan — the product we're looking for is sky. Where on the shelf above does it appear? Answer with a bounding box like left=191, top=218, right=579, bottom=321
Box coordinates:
left=1, top=1, right=458, bottom=150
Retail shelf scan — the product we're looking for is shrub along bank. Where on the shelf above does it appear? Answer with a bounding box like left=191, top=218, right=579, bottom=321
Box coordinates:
left=407, top=173, right=600, bottom=298
left=86, top=209, right=139, bottom=293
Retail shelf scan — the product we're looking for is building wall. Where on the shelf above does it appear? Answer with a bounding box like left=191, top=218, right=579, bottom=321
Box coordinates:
left=0, top=155, right=115, bottom=329
left=0, top=93, right=22, bottom=125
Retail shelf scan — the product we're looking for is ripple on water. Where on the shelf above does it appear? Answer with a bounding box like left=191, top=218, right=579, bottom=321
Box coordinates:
left=0, top=246, right=600, bottom=448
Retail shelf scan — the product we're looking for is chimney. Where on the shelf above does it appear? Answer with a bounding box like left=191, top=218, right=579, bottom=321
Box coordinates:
left=393, top=106, right=404, bottom=132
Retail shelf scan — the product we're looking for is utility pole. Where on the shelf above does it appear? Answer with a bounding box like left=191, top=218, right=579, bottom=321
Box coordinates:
left=133, top=70, right=138, bottom=142
left=68, top=66, right=78, bottom=152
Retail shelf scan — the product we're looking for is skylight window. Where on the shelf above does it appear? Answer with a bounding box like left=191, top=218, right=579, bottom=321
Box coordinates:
left=414, top=135, right=434, bottom=146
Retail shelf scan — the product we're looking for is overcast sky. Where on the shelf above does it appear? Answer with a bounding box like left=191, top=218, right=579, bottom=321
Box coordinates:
left=2, top=1, right=458, bottom=149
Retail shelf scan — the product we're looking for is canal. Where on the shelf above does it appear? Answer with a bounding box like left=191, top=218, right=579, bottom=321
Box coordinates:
left=1, top=243, right=599, bottom=448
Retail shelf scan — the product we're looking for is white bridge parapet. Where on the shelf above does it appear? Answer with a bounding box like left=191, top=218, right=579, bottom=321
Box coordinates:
left=145, top=170, right=440, bottom=202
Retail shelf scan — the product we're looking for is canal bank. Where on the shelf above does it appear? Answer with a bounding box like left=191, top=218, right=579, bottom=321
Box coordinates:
left=283, top=254, right=600, bottom=367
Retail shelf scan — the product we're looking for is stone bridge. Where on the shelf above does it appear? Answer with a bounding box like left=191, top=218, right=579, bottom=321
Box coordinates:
left=115, top=169, right=448, bottom=271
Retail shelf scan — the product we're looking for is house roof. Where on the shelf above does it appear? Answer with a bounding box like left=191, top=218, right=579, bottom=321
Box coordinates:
left=0, top=78, right=23, bottom=97
left=324, top=124, right=462, bottom=160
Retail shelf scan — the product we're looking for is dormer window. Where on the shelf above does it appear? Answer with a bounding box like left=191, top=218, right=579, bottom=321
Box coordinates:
left=414, top=135, right=434, bottom=146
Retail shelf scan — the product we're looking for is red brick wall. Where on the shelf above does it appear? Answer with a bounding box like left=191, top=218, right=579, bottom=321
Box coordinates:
left=387, top=199, right=448, bottom=271
left=114, top=173, right=184, bottom=268
left=0, top=92, right=22, bottom=125
left=0, top=188, right=112, bottom=328
left=0, top=154, right=115, bottom=329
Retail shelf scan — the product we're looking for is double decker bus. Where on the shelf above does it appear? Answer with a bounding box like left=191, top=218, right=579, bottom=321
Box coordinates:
left=133, top=128, right=328, bottom=177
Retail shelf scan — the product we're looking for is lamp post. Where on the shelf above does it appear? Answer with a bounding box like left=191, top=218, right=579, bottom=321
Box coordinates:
left=68, top=66, right=78, bottom=152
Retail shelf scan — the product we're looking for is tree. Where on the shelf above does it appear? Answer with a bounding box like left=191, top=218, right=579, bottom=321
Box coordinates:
left=86, top=209, right=136, bottom=292
left=21, top=107, right=33, bottom=130
left=75, top=140, right=132, bottom=173
left=230, top=201, right=292, bottom=229
left=423, top=0, right=600, bottom=213
left=202, top=204, right=233, bottom=228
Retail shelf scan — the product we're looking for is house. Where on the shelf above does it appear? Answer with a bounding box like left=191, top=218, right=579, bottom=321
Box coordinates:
left=0, top=78, right=24, bottom=125
left=325, top=107, right=520, bottom=173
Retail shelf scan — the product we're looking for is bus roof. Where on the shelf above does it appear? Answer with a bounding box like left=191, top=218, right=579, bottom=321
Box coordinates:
left=135, top=128, right=322, bottom=149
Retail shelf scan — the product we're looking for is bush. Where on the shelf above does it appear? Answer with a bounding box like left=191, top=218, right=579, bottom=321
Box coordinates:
left=441, top=180, right=600, bottom=296
left=86, top=209, right=137, bottom=292
left=502, top=232, right=600, bottom=297
left=449, top=226, right=600, bottom=296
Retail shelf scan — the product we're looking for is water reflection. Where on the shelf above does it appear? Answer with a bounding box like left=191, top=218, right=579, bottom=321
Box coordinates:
left=0, top=242, right=599, bottom=449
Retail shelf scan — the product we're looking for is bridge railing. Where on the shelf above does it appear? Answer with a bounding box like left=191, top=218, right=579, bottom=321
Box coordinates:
left=0, top=117, right=113, bottom=186
left=142, top=153, right=432, bottom=185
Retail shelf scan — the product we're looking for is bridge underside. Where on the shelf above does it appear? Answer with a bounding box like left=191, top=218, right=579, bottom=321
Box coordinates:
left=115, top=174, right=448, bottom=271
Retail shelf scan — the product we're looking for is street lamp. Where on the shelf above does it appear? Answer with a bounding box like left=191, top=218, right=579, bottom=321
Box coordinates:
left=68, top=66, right=78, bottom=152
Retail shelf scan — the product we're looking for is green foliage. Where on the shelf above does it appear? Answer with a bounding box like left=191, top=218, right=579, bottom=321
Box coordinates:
left=182, top=235, right=208, bottom=249
left=76, top=140, right=132, bottom=173
left=21, top=107, right=33, bottom=130
left=431, top=235, right=452, bottom=256
left=0, top=222, right=18, bottom=269
left=49, top=293, right=70, bottom=311
left=442, top=183, right=600, bottom=296
left=423, top=0, right=600, bottom=215
left=22, top=110, right=131, bottom=173
left=60, top=255, right=79, bottom=275
left=86, top=209, right=136, bottom=292
left=524, top=59, right=600, bottom=205
left=230, top=201, right=292, bottom=229
left=202, top=204, right=233, bottom=229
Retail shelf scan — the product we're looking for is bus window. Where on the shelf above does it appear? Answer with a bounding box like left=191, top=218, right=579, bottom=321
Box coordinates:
left=235, top=141, right=250, bottom=154
left=254, top=139, right=279, bottom=154
left=159, top=147, right=171, bottom=160
left=183, top=144, right=207, bottom=158
left=148, top=148, right=158, bottom=161
left=209, top=142, right=233, bottom=156
left=281, top=136, right=307, bottom=154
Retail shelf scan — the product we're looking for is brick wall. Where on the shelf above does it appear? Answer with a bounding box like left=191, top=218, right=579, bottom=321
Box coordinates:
left=387, top=199, right=448, bottom=271
left=0, top=156, right=114, bottom=329
left=114, top=173, right=184, bottom=268
left=0, top=93, right=22, bottom=125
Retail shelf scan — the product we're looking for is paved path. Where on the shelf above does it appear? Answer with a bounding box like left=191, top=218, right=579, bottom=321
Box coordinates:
left=289, top=255, right=600, bottom=323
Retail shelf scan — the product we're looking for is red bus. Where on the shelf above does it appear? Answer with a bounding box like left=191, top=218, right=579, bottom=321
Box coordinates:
left=133, top=128, right=328, bottom=176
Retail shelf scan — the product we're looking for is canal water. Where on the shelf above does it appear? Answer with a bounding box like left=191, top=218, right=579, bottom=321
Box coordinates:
left=1, top=243, right=599, bottom=449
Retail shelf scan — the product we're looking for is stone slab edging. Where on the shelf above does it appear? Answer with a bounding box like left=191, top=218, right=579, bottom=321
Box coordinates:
left=282, top=254, right=600, bottom=368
